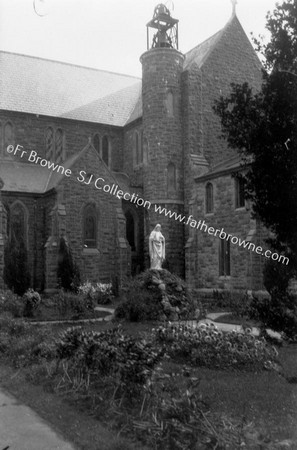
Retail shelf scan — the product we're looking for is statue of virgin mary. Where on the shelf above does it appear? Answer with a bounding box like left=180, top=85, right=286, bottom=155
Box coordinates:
left=149, top=224, right=165, bottom=270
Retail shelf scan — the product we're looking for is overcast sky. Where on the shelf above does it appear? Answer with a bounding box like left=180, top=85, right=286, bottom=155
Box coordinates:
left=0, top=0, right=276, bottom=77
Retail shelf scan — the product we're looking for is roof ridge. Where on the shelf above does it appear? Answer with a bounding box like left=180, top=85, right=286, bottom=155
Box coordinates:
left=0, top=49, right=141, bottom=81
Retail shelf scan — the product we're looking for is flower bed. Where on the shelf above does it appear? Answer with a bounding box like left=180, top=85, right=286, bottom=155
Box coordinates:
left=153, top=322, right=279, bottom=371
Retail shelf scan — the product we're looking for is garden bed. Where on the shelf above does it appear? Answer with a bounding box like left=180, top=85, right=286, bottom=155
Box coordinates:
left=0, top=314, right=296, bottom=449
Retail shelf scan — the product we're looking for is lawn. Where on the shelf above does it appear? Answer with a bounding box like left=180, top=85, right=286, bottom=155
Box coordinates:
left=0, top=315, right=296, bottom=449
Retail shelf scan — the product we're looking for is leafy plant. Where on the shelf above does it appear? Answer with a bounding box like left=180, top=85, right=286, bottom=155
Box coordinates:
left=55, top=326, right=164, bottom=387
left=4, top=238, right=31, bottom=296
left=57, top=237, right=80, bottom=292
left=22, top=288, right=41, bottom=317
left=78, top=281, right=114, bottom=305
left=0, top=289, right=24, bottom=317
left=154, top=322, right=278, bottom=370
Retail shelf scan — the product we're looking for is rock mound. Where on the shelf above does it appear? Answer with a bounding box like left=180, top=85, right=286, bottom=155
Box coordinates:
left=115, top=269, right=202, bottom=322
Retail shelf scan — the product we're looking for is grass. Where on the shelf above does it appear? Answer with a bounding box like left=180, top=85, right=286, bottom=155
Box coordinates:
left=0, top=317, right=297, bottom=448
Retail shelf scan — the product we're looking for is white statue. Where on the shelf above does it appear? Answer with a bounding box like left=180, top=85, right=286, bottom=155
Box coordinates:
left=149, top=224, right=165, bottom=270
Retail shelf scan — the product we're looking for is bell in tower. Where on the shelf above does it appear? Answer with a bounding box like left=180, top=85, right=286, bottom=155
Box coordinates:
left=146, top=3, right=179, bottom=50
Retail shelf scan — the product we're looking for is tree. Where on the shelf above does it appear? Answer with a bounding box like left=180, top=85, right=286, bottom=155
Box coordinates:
left=214, top=0, right=297, bottom=274
left=57, top=237, right=80, bottom=291
left=4, top=237, right=31, bottom=296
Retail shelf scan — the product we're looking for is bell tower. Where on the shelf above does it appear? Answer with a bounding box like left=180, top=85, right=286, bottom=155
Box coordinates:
left=140, top=4, right=185, bottom=277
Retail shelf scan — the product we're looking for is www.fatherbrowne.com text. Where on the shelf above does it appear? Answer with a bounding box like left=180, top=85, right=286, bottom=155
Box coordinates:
left=7, top=144, right=289, bottom=266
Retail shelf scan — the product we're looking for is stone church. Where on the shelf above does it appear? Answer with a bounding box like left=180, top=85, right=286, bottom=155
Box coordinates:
left=0, top=4, right=266, bottom=293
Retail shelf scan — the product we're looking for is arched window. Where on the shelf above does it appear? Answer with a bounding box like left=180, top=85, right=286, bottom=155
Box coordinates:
left=83, top=204, right=97, bottom=248
left=0, top=122, right=2, bottom=157
left=138, top=131, right=143, bottom=165
left=55, top=128, right=64, bottom=163
left=167, top=162, right=176, bottom=192
left=45, top=127, right=55, bottom=160
left=4, top=122, right=14, bottom=150
left=205, top=182, right=214, bottom=213
left=219, top=240, right=230, bottom=276
left=102, top=136, right=109, bottom=167
left=93, top=134, right=100, bottom=154
left=165, top=91, right=174, bottom=117
left=235, top=177, right=245, bottom=208
left=143, top=135, right=148, bottom=165
left=134, top=131, right=139, bottom=166
left=125, top=210, right=136, bottom=251
left=10, top=201, right=27, bottom=245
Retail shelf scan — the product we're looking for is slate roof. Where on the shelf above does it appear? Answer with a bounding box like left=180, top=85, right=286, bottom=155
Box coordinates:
left=62, top=82, right=142, bottom=126
left=194, top=154, right=252, bottom=182
left=0, top=51, right=141, bottom=126
left=0, top=15, right=250, bottom=126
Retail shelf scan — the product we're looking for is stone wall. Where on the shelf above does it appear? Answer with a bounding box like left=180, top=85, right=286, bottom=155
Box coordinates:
left=141, top=48, right=185, bottom=277
left=0, top=110, right=123, bottom=171
left=186, top=172, right=267, bottom=290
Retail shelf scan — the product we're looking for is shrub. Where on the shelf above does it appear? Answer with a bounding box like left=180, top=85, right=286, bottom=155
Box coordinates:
left=55, top=326, right=163, bottom=387
left=153, top=322, right=278, bottom=371
left=57, top=237, right=80, bottom=292
left=263, top=258, right=293, bottom=295
left=23, top=288, right=41, bottom=318
left=115, top=288, right=160, bottom=322
left=247, top=259, right=297, bottom=339
left=52, top=290, right=93, bottom=319
left=4, top=238, right=30, bottom=296
left=115, top=269, right=201, bottom=322
left=0, top=290, right=24, bottom=317
left=78, top=281, right=114, bottom=305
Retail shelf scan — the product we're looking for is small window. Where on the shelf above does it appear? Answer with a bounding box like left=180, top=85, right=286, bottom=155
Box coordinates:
left=55, top=128, right=64, bottom=163
left=4, top=122, right=14, bottom=150
left=139, top=131, right=143, bottom=164
left=219, top=240, right=230, bottom=276
left=45, top=127, right=55, bottom=160
left=102, top=136, right=109, bottom=167
left=0, top=122, right=2, bottom=157
left=165, top=91, right=174, bottom=117
left=93, top=134, right=100, bottom=154
left=143, top=135, right=148, bottom=165
left=125, top=210, right=136, bottom=251
left=10, top=201, right=27, bottom=246
left=134, top=131, right=140, bottom=166
left=83, top=204, right=97, bottom=248
left=205, top=182, right=214, bottom=213
left=167, top=162, right=176, bottom=192
left=235, top=177, right=245, bottom=208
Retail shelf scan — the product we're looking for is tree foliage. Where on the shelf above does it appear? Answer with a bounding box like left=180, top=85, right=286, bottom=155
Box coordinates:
left=57, top=237, right=80, bottom=292
left=4, top=237, right=31, bottom=296
left=214, top=0, right=297, bottom=271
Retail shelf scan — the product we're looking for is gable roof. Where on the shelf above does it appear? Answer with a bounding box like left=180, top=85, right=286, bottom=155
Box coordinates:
left=0, top=51, right=141, bottom=126
left=62, top=82, right=142, bottom=127
left=183, top=29, right=224, bottom=70
left=183, top=14, right=260, bottom=72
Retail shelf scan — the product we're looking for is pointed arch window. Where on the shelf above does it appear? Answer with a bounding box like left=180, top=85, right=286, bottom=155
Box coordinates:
left=10, top=201, right=27, bottom=246
left=219, top=240, right=230, bottom=276
left=0, top=122, right=2, bottom=157
left=83, top=204, right=97, bottom=248
left=125, top=210, right=136, bottom=251
left=167, top=162, right=176, bottom=192
left=45, top=127, right=55, bottom=160
left=93, top=134, right=100, bottom=154
left=165, top=91, right=174, bottom=117
left=102, top=135, right=110, bottom=167
left=139, top=131, right=143, bottom=164
left=235, top=177, right=245, bottom=208
left=4, top=122, right=14, bottom=150
left=45, top=127, right=64, bottom=162
left=55, top=128, right=64, bottom=163
left=205, top=182, right=214, bottom=214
